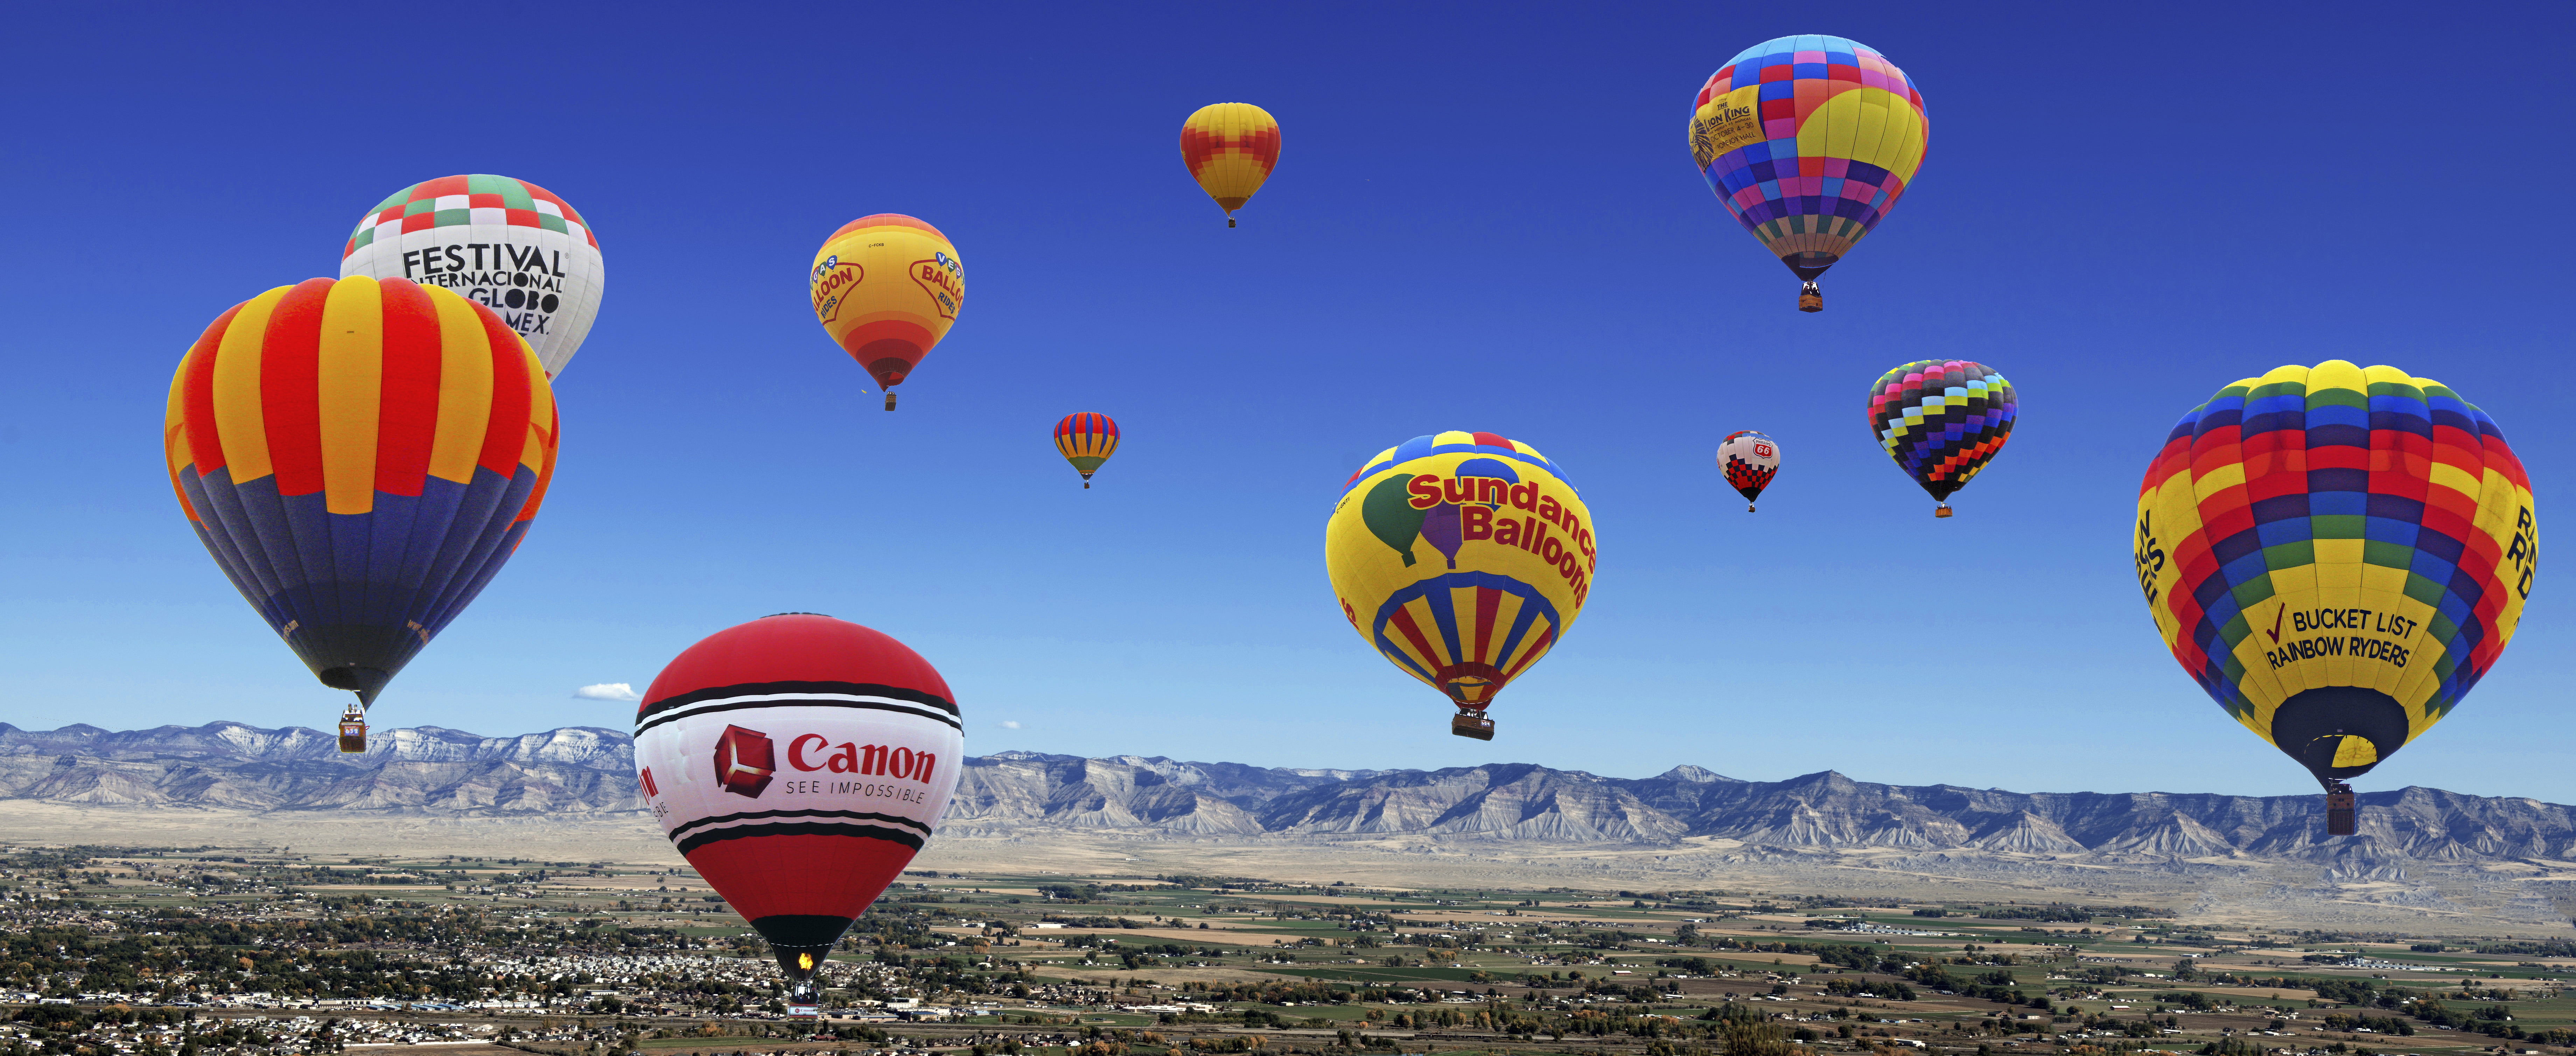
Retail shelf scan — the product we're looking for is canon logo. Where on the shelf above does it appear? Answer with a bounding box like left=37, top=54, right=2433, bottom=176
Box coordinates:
left=787, top=735, right=938, bottom=784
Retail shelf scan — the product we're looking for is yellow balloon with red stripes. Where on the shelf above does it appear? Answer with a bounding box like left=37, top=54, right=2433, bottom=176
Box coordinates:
left=808, top=214, right=963, bottom=410
left=1324, top=432, right=1596, bottom=739
left=162, top=276, right=560, bottom=712
left=1180, top=103, right=1280, bottom=226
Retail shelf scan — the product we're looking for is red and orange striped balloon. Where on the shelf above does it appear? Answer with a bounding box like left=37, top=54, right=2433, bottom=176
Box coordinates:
left=162, top=276, right=560, bottom=708
left=1052, top=413, right=1119, bottom=488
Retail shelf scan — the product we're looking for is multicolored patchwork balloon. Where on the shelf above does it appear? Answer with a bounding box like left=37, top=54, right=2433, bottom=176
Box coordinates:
left=1053, top=413, right=1120, bottom=488
left=1180, top=103, right=1280, bottom=227
left=1325, top=433, right=1596, bottom=739
left=2135, top=361, right=2537, bottom=793
left=340, top=175, right=603, bottom=378
left=163, top=277, right=561, bottom=712
left=1717, top=430, right=1780, bottom=512
left=633, top=613, right=962, bottom=1014
left=809, top=215, right=964, bottom=410
left=1691, top=35, right=1927, bottom=311
left=1867, top=359, right=2014, bottom=517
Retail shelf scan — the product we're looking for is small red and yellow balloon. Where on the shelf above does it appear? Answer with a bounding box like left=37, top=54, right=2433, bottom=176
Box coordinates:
left=1053, top=413, right=1119, bottom=488
left=1180, top=103, right=1280, bottom=227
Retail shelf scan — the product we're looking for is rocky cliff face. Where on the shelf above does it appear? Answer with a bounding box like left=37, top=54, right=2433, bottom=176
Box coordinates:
left=2, top=724, right=2570, bottom=864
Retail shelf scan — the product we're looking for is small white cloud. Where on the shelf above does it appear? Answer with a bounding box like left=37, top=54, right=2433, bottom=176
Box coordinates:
left=999, top=720, right=1022, bottom=730
left=575, top=683, right=641, bottom=702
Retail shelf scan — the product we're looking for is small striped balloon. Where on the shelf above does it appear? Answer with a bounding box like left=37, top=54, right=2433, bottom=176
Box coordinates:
left=163, top=276, right=560, bottom=707
left=1053, top=413, right=1120, bottom=488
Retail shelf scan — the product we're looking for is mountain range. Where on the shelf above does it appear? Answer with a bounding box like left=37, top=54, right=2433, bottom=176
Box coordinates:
left=4, top=723, right=2573, bottom=867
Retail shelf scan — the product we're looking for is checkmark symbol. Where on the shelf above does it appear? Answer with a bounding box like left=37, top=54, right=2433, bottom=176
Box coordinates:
left=2265, top=605, right=2285, bottom=644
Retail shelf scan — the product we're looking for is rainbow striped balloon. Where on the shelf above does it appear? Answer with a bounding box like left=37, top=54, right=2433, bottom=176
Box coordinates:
left=162, top=277, right=560, bottom=707
left=2136, top=361, right=2537, bottom=789
left=1692, top=35, right=1928, bottom=302
left=1053, top=413, right=1120, bottom=488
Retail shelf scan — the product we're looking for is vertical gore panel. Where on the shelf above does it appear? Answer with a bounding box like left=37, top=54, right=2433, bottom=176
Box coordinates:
left=423, top=285, right=496, bottom=484
left=260, top=278, right=337, bottom=496
left=209, top=287, right=295, bottom=485
left=471, top=302, right=533, bottom=477
left=315, top=276, right=385, bottom=515
left=518, top=399, right=561, bottom=524
left=518, top=334, right=555, bottom=477
left=374, top=278, right=444, bottom=496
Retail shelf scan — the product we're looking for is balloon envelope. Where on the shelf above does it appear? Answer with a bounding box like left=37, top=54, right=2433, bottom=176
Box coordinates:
left=340, top=175, right=603, bottom=378
left=1717, top=430, right=1780, bottom=506
left=162, top=277, right=560, bottom=706
left=1325, top=432, right=1596, bottom=715
left=1180, top=103, right=1280, bottom=221
left=632, top=614, right=963, bottom=992
left=2135, top=361, right=2536, bottom=786
left=809, top=215, right=963, bottom=396
left=1691, top=35, right=1927, bottom=282
left=1867, top=359, right=2015, bottom=506
left=1053, top=413, right=1120, bottom=485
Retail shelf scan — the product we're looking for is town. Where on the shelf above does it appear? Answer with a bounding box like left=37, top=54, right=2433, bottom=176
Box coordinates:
left=4, top=846, right=2573, bottom=1056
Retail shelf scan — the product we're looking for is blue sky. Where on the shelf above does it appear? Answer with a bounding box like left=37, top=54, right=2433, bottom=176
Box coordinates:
left=4, top=1, right=2568, bottom=802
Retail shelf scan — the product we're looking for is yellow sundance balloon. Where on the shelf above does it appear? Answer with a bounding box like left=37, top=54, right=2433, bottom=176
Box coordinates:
left=1325, top=432, right=1596, bottom=718
left=808, top=214, right=964, bottom=407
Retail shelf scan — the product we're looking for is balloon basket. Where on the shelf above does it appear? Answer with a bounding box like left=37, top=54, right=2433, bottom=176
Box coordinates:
left=787, top=1004, right=819, bottom=1021
left=1450, top=712, right=1494, bottom=741
left=883, top=392, right=897, bottom=411
left=1934, top=504, right=1953, bottom=519
left=337, top=705, right=368, bottom=755
left=1798, top=282, right=1822, bottom=313
left=2326, top=783, right=2357, bottom=836
left=1227, top=217, right=1237, bottom=228
left=1746, top=503, right=1757, bottom=513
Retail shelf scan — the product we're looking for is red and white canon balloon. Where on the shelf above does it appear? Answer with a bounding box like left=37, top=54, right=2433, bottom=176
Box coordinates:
left=633, top=613, right=962, bottom=1001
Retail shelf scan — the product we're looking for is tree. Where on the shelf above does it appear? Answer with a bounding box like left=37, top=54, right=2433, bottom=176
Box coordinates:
left=1723, top=1020, right=1801, bottom=1056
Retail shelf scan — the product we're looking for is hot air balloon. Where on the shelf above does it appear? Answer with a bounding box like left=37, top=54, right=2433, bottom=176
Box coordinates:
left=339, top=175, right=604, bottom=378
left=2135, top=361, right=2536, bottom=836
left=1180, top=103, right=1280, bottom=227
left=163, top=277, right=561, bottom=752
left=1053, top=413, right=1120, bottom=488
left=1690, top=35, right=1927, bottom=312
left=1325, top=432, right=1596, bottom=741
left=810, top=215, right=964, bottom=410
left=1717, top=430, right=1780, bottom=512
left=1867, top=359, right=2013, bottom=517
left=632, top=613, right=962, bottom=1017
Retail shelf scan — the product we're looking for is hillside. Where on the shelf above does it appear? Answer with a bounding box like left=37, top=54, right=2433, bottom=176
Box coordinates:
left=3, top=724, right=2572, bottom=868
